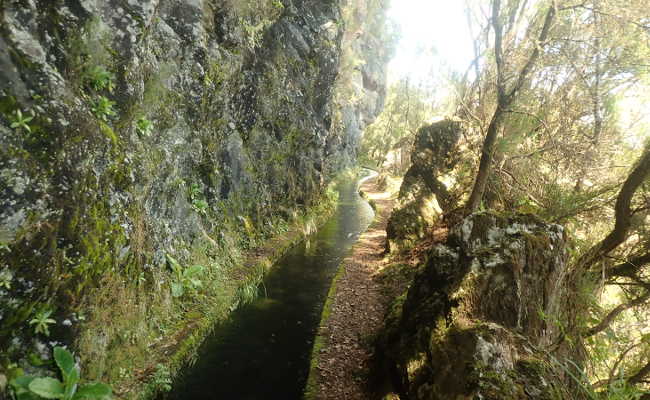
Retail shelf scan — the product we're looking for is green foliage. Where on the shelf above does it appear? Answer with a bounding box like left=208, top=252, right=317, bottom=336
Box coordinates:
left=83, top=66, right=115, bottom=93
left=239, top=18, right=267, bottom=49
left=149, top=364, right=172, bottom=393
left=583, top=278, right=650, bottom=397
left=166, top=254, right=205, bottom=298
left=556, top=358, right=648, bottom=400
left=232, top=0, right=285, bottom=49
left=28, top=309, right=56, bottom=337
left=192, top=199, right=209, bottom=215
left=9, top=109, right=34, bottom=133
left=9, top=347, right=112, bottom=400
left=230, top=274, right=261, bottom=312
left=135, top=117, right=153, bottom=137
left=603, top=378, right=649, bottom=400
left=91, top=97, right=117, bottom=121
left=360, top=79, right=435, bottom=173
left=0, top=268, right=13, bottom=289
left=188, top=183, right=209, bottom=215
left=98, top=122, right=118, bottom=145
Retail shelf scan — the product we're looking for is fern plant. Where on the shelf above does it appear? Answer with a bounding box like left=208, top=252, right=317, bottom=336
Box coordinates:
left=10, top=347, right=111, bottom=400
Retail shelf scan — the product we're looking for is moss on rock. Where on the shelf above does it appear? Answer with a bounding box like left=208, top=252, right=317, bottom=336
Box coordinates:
left=386, top=120, right=462, bottom=252
left=376, top=212, right=583, bottom=399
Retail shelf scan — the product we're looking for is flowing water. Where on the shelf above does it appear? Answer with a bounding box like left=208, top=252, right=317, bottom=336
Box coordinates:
left=167, top=174, right=375, bottom=399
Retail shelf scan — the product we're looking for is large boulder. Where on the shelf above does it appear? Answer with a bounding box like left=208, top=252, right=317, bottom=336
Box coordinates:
left=378, top=212, right=580, bottom=399
left=386, top=119, right=461, bottom=252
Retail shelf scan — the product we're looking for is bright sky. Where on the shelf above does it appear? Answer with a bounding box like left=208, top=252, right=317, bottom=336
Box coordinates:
left=385, top=0, right=650, bottom=145
left=387, top=0, right=475, bottom=83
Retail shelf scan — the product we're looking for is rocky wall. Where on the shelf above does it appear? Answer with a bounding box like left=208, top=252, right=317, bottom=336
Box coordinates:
left=0, top=0, right=390, bottom=393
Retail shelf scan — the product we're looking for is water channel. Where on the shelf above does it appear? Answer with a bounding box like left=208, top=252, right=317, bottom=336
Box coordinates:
left=167, top=173, right=375, bottom=399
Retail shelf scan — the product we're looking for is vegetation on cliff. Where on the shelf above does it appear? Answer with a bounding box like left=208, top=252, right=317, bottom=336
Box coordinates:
left=0, top=0, right=391, bottom=398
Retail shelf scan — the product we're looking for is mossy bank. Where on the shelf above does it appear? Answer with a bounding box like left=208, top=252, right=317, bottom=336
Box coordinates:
left=0, top=0, right=392, bottom=397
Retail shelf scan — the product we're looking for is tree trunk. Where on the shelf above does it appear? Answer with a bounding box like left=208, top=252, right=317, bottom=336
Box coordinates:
left=466, top=108, right=506, bottom=211
left=465, top=1, right=556, bottom=213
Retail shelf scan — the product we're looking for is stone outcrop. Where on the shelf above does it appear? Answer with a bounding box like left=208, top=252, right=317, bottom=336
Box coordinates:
left=386, top=119, right=461, bottom=252
left=378, top=212, right=580, bottom=399
left=0, top=0, right=390, bottom=390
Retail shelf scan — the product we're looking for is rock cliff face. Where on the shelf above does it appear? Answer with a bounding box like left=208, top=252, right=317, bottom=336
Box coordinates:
left=0, top=0, right=390, bottom=391
left=378, top=212, right=581, bottom=399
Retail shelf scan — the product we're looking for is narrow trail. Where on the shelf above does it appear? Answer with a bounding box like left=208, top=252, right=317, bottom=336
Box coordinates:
left=310, top=177, right=397, bottom=400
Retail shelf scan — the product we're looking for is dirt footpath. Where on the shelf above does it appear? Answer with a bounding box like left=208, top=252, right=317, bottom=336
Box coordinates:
left=308, top=176, right=398, bottom=400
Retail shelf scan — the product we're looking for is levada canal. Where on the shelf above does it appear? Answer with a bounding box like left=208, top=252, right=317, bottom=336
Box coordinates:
left=166, top=173, right=375, bottom=399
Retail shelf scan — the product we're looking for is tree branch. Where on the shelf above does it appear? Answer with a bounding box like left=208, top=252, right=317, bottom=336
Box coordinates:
left=505, top=2, right=557, bottom=102
left=593, top=343, right=642, bottom=388
left=492, top=0, right=507, bottom=104
left=583, top=290, right=650, bottom=337
left=578, top=142, right=650, bottom=270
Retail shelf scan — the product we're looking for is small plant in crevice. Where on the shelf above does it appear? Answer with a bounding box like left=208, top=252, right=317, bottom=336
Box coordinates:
left=83, top=65, right=115, bottom=93
left=9, top=109, right=34, bottom=133
left=117, top=367, right=129, bottom=381
left=149, top=363, right=172, bottom=393
left=188, top=183, right=209, bottom=215
left=166, top=254, right=204, bottom=298
left=239, top=18, right=267, bottom=49
left=91, top=96, right=117, bottom=121
left=0, top=268, right=13, bottom=289
left=135, top=117, right=153, bottom=137
left=29, top=309, right=56, bottom=337
left=137, top=271, right=147, bottom=286
left=9, top=346, right=112, bottom=400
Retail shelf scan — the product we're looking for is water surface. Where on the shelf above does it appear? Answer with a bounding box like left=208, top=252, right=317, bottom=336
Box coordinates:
left=168, top=175, right=374, bottom=399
